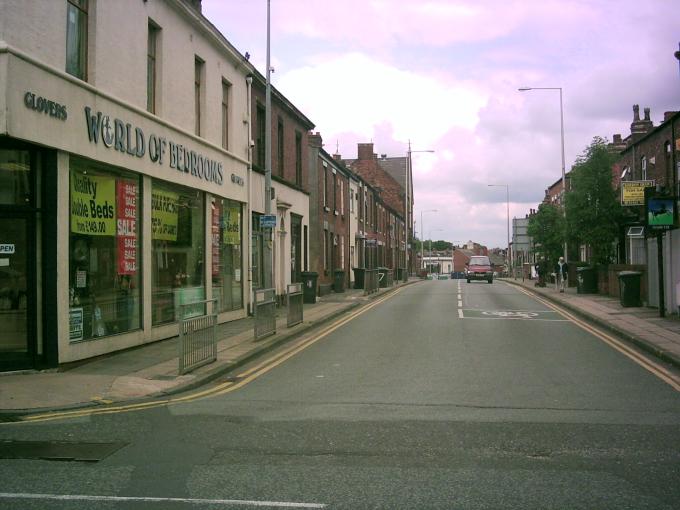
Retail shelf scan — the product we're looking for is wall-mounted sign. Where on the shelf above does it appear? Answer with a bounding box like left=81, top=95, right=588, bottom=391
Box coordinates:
left=84, top=106, right=226, bottom=185
left=24, top=91, right=67, bottom=121
left=621, top=180, right=655, bottom=206
left=70, top=174, right=116, bottom=236
left=260, top=214, right=277, bottom=229
left=645, top=188, right=677, bottom=232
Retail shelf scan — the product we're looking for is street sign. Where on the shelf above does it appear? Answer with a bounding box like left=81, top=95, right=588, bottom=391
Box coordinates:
left=260, top=214, right=277, bottom=229
left=365, top=239, right=377, bottom=246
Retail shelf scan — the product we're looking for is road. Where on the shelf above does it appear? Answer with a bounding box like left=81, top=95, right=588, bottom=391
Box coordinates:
left=1, top=279, right=680, bottom=509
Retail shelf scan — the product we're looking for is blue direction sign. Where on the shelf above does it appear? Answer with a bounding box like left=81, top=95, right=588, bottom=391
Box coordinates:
left=260, top=214, right=277, bottom=228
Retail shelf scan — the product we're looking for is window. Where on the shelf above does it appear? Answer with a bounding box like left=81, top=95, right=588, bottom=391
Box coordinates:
left=194, top=57, right=204, bottom=136
left=69, top=158, right=141, bottom=340
left=151, top=181, right=205, bottom=325
left=333, top=173, right=337, bottom=212
left=323, top=229, right=328, bottom=272
left=66, top=0, right=88, bottom=80
left=340, top=180, right=344, bottom=215
left=641, top=156, right=647, bottom=180
left=147, top=21, right=160, bottom=114
left=322, top=162, right=328, bottom=208
left=222, top=80, right=231, bottom=150
left=256, top=105, right=266, bottom=169
left=277, top=117, right=284, bottom=177
left=211, top=198, right=243, bottom=312
left=295, top=132, right=302, bottom=186
left=0, top=150, right=31, bottom=206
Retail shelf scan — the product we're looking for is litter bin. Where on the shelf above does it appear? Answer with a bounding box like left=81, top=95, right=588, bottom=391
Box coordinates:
left=378, top=267, right=389, bottom=288
left=353, top=267, right=365, bottom=289
left=576, top=266, right=597, bottom=294
left=618, top=271, right=642, bottom=307
left=301, top=271, right=318, bottom=303
left=333, top=269, right=345, bottom=293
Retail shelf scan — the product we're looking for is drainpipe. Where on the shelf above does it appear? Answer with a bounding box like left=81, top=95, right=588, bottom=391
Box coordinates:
left=246, top=75, right=253, bottom=314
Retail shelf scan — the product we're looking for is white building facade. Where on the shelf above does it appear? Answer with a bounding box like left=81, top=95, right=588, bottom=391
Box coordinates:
left=0, top=0, right=263, bottom=370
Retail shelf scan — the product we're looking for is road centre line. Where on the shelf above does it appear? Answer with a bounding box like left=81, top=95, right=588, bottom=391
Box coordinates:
left=12, top=289, right=404, bottom=424
left=0, top=492, right=326, bottom=508
left=513, top=284, right=680, bottom=393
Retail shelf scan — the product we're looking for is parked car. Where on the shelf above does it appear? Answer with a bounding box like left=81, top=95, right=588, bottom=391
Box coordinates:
left=466, top=256, right=493, bottom=284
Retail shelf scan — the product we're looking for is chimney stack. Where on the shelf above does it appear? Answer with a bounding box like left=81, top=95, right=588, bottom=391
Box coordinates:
left=357, top=143, right=374, bottom=160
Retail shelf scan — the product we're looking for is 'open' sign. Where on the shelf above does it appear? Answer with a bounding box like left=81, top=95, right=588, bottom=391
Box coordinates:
left=0, top=244, right=15, bottom=254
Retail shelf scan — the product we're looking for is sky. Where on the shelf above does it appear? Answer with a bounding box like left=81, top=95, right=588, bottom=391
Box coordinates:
left=202, top=0, right=680, bottom=249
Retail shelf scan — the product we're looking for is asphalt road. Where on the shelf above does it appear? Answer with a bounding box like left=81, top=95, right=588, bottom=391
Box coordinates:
left=1, top=279, right=680, bottom=509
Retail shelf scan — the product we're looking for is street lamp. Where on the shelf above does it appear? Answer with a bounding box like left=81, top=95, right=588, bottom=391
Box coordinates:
left=420, top=209, right=437, bottom=270
left=407, top=142, right=435, bottom=277
left=518, top=86, right=568, bottom=262
left=488, top=184, right=510, bottom=274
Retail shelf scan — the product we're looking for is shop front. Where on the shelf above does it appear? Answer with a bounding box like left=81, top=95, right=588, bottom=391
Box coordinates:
left=0, top=49, right=249, bottom=369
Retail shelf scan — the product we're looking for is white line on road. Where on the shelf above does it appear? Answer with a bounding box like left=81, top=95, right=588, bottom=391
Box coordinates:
left=0, top=492, right=326, bottom=508
left=458, top=309, right=464, bottom=318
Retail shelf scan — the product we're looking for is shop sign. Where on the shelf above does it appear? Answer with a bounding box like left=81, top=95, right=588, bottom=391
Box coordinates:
left=223, top=206, right=240, bottom=245
left=621, top=180, right=655, bottom=206
left=69, top=307, right=84, bottom=343
left=84, top=106, right=225, bottom=185
left=0, top=244, right=15, bottom=254
left=70, top=174, right=116, bottom=235
left=645, top=193, right=677, bottom=232
left=24, top=91, right=67, bottom=121
left=151, top=190, right=179, bottom=241
left=116, top=180, right=137, bottom=275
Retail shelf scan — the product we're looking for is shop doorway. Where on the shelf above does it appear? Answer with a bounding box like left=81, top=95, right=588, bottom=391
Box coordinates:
left=0, top=216, right=35, bottom=369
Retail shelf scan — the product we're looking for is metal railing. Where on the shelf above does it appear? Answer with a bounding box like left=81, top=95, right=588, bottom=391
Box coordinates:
left=287, top=283, right=303, bottom=327
left=254, top=288, right=277, bottom=341
left=178, top=298, right=217, bottom=375
left=364, top=269, right=379, bottom=295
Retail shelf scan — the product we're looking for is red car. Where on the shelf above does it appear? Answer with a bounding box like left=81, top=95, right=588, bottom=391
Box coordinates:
left=466, top=255, right=493, bottom=284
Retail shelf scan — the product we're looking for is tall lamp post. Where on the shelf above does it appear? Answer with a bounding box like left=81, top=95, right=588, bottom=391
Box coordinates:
left=518, top=86, right=568, bottom=262
left=420, top=209, right=437, bottom=271
left=407, top=142, right=434, bottom=278
left=488, top=184, right=510, bottom=274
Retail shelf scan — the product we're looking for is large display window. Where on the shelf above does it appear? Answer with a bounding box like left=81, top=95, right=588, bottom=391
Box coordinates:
left=151, top=181, right=205, bottom=325
left=68, top=159, right=141, bottom=342
left=211, top=198, right=243, bottom=313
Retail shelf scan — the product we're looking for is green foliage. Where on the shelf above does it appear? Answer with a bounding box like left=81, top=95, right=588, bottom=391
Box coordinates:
left=528, top=202, right=565, bottom=265
left=564, top=137, right=623, bottom=265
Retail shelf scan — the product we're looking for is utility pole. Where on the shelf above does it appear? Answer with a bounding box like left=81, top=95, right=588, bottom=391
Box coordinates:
left=263, top=0, right=273, bottom=289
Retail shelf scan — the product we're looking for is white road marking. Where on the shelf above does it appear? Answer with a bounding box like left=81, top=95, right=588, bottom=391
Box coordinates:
left=458, top=309, right=464, bottom=318
left=0, top=492, right=326, bottom=508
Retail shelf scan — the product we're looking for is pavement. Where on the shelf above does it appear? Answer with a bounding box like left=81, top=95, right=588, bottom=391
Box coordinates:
left=0, top=279, right=418, bottom=415
left=503, top=276, right=680, bottom=370
left=3, top=274, right=680, bottom=415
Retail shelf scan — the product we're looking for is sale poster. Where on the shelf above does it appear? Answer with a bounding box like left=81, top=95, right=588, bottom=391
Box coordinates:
left=117, top=180, right=137, bottom=275
left=212, top=203, right=220, bottom=276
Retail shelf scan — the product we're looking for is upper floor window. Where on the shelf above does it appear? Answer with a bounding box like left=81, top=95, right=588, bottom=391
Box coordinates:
left=322, top=162, right=328, bottom=207
left=221, top=79, right=231, bottom=150
left=147, top=21, right=160, bottom=114
left=194, top=56, right=204, bottom=136
left=295, top=132, right=302, bottom=187
left=277, top=117, right=284, bottom=176
left=333, top=172, right=337, bottom=211
left=641, top=156, right=647, bottom=180
left=66, top=0, right=88, bottom=80
left=256, top=105, right=265, bottom=168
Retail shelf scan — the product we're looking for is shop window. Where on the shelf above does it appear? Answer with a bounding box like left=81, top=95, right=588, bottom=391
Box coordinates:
left=66, top=0, right=88, bottom=80
left=211, top=198, right=243, bottom=313
left=0, top=150, right=31, bottom=205
left=151, top=181, right=205, bottom=325
left=69, top=159, right=141, bottom=341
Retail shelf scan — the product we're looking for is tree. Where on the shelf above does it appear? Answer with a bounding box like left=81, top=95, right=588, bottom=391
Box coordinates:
left=564, top=137, right=623, bottom=265
left=528, top=202, right=565, bottom=265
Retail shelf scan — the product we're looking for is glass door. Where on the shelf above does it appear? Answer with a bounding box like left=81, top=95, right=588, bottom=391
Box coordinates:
left=0, top=217, right=31, bottom=367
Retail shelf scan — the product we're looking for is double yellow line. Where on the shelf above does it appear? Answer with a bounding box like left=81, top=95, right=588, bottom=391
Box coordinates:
left=514, top=285, right=680, bottom=392
left=10, top=289, right=403, bottom=424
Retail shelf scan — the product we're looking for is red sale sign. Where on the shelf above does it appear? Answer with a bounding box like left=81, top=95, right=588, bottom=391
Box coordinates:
left=117, top=180, right=137, bottom=275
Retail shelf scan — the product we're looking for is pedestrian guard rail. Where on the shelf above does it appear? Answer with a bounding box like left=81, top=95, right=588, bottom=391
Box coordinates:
left=254, top=288, right=277, bottom=341
left=287, top=283, right=304, bottom=327
left=178, top=298, right=217, bottom=375
left=364, top=269, right=379, bottom=295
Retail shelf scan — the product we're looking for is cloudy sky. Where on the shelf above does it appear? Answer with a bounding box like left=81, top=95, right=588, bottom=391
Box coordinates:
left=202, top=0, right=680, bottom=249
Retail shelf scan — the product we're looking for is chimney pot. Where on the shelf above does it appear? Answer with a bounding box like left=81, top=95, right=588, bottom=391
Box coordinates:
left=633, top=104, right=640, bottom=121
left=644, top=107, right=651, bottom=121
